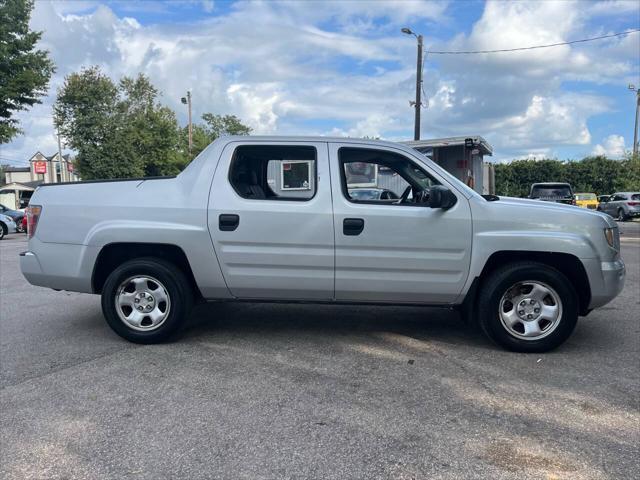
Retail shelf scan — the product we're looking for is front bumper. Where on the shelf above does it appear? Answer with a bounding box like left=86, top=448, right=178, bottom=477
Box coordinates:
left=582, top=257, right=626, bottom=309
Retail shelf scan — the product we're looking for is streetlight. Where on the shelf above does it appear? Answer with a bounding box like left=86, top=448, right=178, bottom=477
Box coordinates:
left=402, top=27, right=424, bottom=141
left=181, top=91, right=193, bottom=155
left=629, top=84, right=639, bottom=156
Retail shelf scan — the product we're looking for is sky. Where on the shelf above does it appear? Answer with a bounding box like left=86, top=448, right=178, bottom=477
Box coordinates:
left=1, top=0, right=639, bottom=166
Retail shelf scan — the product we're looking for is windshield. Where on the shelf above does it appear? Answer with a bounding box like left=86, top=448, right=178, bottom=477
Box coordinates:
left=575, top=193, right=596, bottom=200
left=530, top=185, right=572, bottom=198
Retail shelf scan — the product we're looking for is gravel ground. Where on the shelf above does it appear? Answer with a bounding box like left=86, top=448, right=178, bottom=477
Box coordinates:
left=1, top=222, right=638, bottom=479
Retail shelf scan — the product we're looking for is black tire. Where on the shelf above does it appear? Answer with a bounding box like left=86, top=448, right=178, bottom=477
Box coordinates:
left=0, top=222, right=6, bottom=240
left=616, top=208, right=628, bottom=222
left=16, top=220, right=24, bottom=233
left=101, top=257, right=193, bottom=344
left=477, top=262, right=579, bottom=353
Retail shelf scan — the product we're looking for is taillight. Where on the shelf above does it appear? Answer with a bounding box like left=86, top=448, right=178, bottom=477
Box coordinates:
left=628, top=202, right=639, bottom=206
left=26, top=205, right=42, bottom=238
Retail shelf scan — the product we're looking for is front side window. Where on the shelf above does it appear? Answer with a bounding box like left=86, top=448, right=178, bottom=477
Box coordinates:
left=339, top=147, right=438, bottom=206
left=229, top=145, right=317, bottom=201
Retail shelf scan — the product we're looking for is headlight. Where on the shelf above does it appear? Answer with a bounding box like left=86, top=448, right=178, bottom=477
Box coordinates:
left=604, top=227, right=619, bottom=251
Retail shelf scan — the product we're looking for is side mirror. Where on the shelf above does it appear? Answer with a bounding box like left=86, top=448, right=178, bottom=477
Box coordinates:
left=427, top=185, right=457, bottom=209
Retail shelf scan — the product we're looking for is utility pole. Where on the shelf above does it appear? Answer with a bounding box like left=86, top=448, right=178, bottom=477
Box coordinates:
left=402, top=28, right=424, bottom=141
left=181, top=91, right=193, bottom=155
left=57, top=131, right=66, bottom=182
left=630, top=84, right=639, bottom=156
left=414, top=34, right=423, bottom=141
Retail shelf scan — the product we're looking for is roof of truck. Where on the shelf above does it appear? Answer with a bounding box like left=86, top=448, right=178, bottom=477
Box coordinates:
left=220, top=135, right=395, bottom=143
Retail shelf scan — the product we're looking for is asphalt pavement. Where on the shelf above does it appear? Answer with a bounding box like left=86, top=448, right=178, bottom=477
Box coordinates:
left=1, top=223, right=639, bottom=479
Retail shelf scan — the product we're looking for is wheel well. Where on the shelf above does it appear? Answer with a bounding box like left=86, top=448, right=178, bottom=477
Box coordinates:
left=478, top=251, right=592, bottom=315
left=0, top=221, right=6, bottom=233
left=92, top=243, right=203, bottom=300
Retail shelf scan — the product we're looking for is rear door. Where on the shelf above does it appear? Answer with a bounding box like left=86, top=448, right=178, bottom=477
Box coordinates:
left=208, top=141, right=334, bottom=300
left=606, top=194, right=623, bottom=216
left=328, top=143, right=473, bottom=304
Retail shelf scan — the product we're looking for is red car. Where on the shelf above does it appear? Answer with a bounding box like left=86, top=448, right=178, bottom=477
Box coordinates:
left=21, top=214, right=27, bottom=234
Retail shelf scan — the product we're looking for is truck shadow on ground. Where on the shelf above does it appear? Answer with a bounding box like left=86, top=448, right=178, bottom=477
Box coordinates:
left=185, top=301, right=494, bottom=351
left=182, top=300, right=617, bottom=354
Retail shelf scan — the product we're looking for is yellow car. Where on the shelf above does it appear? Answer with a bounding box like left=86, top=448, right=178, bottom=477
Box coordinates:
left=575, top=193, right=598, bottom=210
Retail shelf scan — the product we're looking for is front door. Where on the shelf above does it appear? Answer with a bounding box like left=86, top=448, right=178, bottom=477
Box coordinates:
left=329, top=143, right=473, bottom=304
left=208, top=141, right=334, bottom=300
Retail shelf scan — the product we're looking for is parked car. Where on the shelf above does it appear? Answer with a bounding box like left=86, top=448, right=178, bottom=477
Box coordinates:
left=597, top=192, right=640, bottom=221
left=0, top=213, right=17, bottom=240
left=21, top=214, right=27, bottom=234
left=20, top=136, right=625, bottom=352
left=597, top=195, right=611, bottom=209
left=348, top=188, right=399, bottom=201
left=574, top=193, right=598, bottom=210
left=528, top=183, right=575, bottom=205
left=0, top=203, right=25, bottom=233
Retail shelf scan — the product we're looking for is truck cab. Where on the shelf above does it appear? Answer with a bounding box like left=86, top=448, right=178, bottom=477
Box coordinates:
left=20, top=137, right=625, bottom=352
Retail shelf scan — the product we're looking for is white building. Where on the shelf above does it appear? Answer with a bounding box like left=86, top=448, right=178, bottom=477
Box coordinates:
left=0, top=151, right=81, bottom=210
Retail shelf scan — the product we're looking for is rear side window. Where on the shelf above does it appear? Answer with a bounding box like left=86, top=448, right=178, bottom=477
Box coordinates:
left=631, top=194, right=640, bottom=201
left=576, top=193, right=596, bottom=200
left=229, top=145, right=317, bottom=201
left=530, top=185, right=572, bottom=198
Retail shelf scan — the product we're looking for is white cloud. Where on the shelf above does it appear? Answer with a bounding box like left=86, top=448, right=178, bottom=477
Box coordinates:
left=593, top=135, right=626, bottom=158
left=201, top=1, right=215, bottom=14
left=2, top=0, right=637, bottom=166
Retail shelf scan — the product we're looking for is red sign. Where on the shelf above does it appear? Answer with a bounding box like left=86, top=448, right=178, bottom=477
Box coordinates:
left=33, top=161, right=47, bottom=174
left=67, top=162, right=74, bottom=173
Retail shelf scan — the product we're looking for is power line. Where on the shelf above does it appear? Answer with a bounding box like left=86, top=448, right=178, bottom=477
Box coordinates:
left=428, top=29, right=640, bottom=55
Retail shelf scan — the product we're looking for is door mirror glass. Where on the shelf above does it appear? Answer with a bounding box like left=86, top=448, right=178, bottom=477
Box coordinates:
left=427, top=185, right=457, bottom=209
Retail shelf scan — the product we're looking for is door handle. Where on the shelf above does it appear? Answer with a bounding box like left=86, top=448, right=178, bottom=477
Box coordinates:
left=343, top=218, right=364, bottom=236
left=219, top=214, right=239, bottom=231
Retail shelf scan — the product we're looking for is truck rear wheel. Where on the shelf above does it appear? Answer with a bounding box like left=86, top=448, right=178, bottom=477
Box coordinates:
left=101, top=257, right=193, bottom=344
left=477, top=262, right=579, bottom=352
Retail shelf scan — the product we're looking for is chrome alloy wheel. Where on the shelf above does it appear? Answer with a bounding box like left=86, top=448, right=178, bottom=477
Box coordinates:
left=115, top=276, right=171, bottom=331
left=499, top=281, right=562, bottom=340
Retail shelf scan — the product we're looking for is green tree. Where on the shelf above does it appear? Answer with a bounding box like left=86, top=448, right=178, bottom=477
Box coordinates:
left=201, top=113, right=252, bottom=138
left=54, top=67, right=184, bottom=179
left=495, top=155, right=639, bottom=198
left=619, top=152, right=640, bottom=191
left=181, top=113, right=252, bottom=160
left=54, top=66, right=253, bottom=178
left=0, top=0, right=55, bottom=143
left=53, top=67, right=136, bottom=179
left=118, top=75, right=182, bottom=176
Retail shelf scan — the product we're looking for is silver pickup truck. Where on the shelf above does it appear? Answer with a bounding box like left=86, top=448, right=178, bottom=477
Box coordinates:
left=20, top=136, right=625, bottom=352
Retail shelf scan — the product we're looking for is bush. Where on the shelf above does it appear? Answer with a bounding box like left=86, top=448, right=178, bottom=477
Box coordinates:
left=495, top=154, right=640, bottom=197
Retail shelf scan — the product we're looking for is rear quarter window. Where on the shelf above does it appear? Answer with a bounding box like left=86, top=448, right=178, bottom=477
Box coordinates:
left=531, top=185, right=572, bottom=197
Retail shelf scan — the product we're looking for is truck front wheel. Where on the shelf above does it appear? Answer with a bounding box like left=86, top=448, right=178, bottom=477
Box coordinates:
left=101, top=257, right=193, bottom=344
left=477, top=262, right=579, bottom=352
